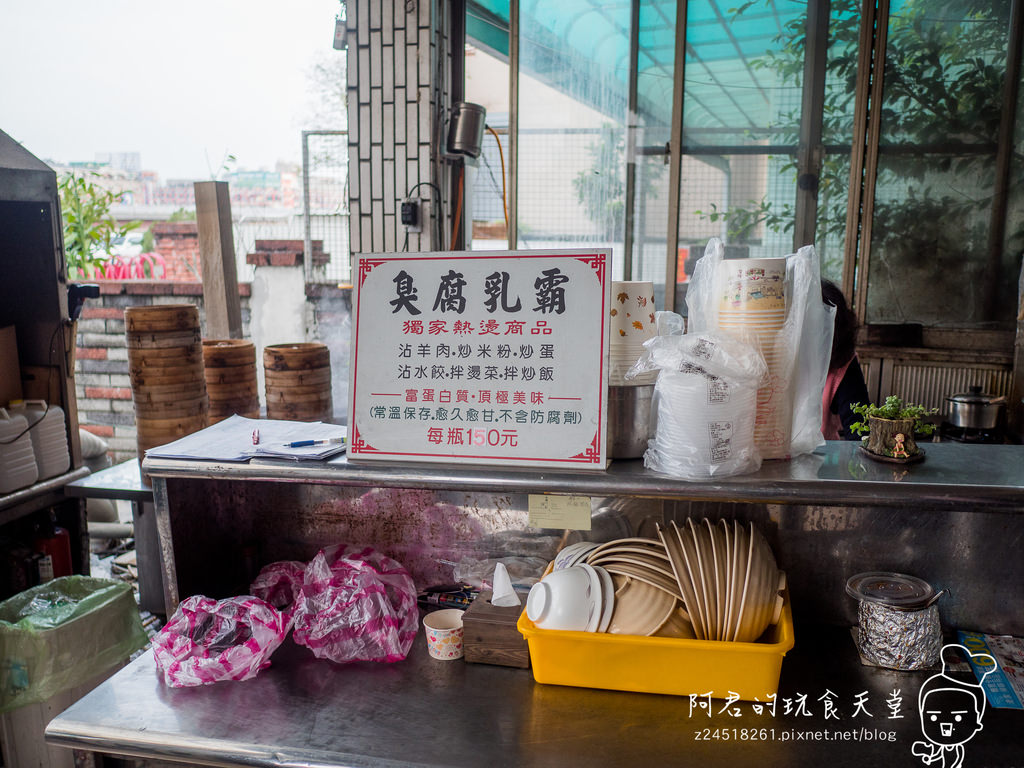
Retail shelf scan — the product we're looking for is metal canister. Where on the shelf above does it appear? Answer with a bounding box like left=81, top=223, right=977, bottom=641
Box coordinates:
left=846, top=572, right=944, bottom=670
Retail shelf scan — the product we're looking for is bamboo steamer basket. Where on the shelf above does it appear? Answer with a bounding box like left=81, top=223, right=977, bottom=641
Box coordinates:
left=125, top=305, right=209, bottom=461
left=203, top=339, right=260, bottom=424
left=134, top=395, right=209, bottom=419
left=124, top=305, right=200, bottom=333
left=263, top=343, right=331, bottom=371
left=264, top=368, right=332, bottom=387
left=130, top=367, right=206, bottom=387
left=263, top=343, right=332, bottom=421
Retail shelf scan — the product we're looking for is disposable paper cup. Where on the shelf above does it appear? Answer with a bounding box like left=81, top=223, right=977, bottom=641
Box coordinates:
left=423, top=609, right=465, bottom=660
left=610, top=281, right=657, bottom=342
left=719, top=258, right=786, bottom=311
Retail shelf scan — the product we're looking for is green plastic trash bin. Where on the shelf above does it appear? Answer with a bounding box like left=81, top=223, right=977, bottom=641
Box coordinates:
left=0, top=576, right=148, bottom=767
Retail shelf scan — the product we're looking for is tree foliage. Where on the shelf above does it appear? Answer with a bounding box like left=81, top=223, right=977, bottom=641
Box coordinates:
left=58, top=172, right=137, bottom=278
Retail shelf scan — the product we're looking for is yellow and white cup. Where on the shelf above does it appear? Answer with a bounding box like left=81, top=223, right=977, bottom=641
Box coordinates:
left=718, top=257, right=787, bottom=312
left=423, top=608, right=465, bottom=660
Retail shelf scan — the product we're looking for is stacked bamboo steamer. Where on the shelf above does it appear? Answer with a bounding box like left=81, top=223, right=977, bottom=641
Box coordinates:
left=263, top=342, right=333, bottom=422
left=203, top=339, right=260, bottom=423
left=126, top=305, right=208, bottom=460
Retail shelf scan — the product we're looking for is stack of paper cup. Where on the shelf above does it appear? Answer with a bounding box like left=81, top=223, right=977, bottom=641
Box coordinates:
left=717, top=258, right=791, bottom=458
left=609, top=281, right=657, bottom=386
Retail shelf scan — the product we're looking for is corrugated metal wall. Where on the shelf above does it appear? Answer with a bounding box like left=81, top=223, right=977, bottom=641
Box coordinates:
left=890, top=362, right=1013, bottom=415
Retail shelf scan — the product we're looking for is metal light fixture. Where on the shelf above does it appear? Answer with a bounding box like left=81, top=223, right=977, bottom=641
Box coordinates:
left=446, top=102, right=486, bottom=159
left=333, top=2, right=347, bottom=50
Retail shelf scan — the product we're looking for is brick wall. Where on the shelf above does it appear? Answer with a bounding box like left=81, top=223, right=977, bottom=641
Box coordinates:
left=346, top=0, right=451, bottom=253
left=75, top=281, right=352, bottom=465
left=151, top=221, right=200, bottom=281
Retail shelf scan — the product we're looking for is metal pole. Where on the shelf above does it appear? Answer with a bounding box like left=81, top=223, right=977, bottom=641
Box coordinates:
left=793, top=0, right=829, bottom=251
left=623, top=0, right=641, bottom=279
left=451, top=0, right=466, bottom=250
left=663, top=0, right=689, bottom=311
left=302, top=130, right=312, bottom=285
left=853, top=0, right=890, bottom=323
left=984, top=0, right=1024, bottom=319
left=509, top=0, right=519, bottom=250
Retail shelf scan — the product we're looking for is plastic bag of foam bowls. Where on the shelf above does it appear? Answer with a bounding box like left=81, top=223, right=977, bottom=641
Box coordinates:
left=626, top=330, right=767, bottom=479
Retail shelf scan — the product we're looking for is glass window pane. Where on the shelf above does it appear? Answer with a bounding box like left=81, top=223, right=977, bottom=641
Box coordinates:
left=865, top=0, right=1016, bottom=328
left=516, top=0, right=631, bottom=274
left=631, top=0, right=678, bottom=308
left=683, top=0, right=806, bottom=147
left=466, top=39, right=512, bottom=251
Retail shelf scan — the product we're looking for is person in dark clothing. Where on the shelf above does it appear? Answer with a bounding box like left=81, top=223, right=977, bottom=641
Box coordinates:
left=821, top=279, right=870, bottom=440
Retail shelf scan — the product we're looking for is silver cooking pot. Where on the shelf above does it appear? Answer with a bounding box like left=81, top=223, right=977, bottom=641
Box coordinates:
left=946, top=386, right=1005, bottom=429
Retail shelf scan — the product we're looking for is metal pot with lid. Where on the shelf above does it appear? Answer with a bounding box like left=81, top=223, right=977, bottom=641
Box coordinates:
left=946, top=385, right=1005, bottom=429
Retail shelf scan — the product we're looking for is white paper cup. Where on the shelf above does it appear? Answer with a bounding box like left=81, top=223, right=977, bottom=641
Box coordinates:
left=423, top=609, right=465, bottom=660
left=610, top=281, right=657, bottom=342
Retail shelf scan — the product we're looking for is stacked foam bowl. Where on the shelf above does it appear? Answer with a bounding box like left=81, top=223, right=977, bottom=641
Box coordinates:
left=530, top=519, right=785, bottom=643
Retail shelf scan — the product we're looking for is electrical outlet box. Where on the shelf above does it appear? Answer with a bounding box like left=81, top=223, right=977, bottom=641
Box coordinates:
left=401, top=198, right=422, bottom=232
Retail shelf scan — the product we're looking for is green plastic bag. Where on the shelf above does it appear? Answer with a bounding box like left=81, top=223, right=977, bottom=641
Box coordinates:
left=0, top=576, right=148, bottom=713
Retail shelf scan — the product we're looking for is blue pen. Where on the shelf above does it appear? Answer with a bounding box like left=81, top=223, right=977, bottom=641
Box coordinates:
left=284, top=437, right=346, bottom=448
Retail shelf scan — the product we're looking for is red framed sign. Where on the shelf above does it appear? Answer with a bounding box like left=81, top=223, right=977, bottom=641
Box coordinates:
left=347, top=250, right=610, bottom=469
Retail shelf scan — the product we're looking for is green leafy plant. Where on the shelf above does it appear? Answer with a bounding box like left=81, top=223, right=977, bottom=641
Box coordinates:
left=848, top=396, right=939, bottom=436
left=58, top=172, right=138, bottom=278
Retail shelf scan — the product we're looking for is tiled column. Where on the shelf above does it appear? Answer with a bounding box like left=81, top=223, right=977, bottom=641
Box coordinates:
left=346, top=0, right=450, bottom=254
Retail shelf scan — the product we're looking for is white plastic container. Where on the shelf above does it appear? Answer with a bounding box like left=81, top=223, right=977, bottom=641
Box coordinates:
left=0, top=408, right=39, bottom=493
left=10, top=400, right=70, bottom=480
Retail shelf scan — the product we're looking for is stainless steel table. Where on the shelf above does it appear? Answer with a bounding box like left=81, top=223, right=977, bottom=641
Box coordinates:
left=45, top=624, right=1020, bottom=767
left=64, top=459, right=165, bottom=614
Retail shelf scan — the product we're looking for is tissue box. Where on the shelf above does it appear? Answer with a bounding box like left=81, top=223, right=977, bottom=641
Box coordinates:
left=461, top=591, right=530, bottom=668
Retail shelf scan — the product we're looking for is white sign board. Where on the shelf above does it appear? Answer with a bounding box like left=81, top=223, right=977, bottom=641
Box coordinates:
left=348, top=250, right=609, bottom=469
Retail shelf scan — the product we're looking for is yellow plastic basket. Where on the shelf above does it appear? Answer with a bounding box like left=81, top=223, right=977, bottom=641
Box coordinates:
left=517, top=588, right=794, bottom=700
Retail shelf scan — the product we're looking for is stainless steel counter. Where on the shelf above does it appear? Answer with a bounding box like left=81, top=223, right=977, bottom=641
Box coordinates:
left=142, top=441, right=1024, bottom=510
left=45, top=624, right=1020, bottom=768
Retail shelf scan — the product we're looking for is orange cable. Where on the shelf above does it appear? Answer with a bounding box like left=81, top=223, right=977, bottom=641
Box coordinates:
left=486, top=125, right=509, bottom=232
left=450, top=165, right=465, bottom=250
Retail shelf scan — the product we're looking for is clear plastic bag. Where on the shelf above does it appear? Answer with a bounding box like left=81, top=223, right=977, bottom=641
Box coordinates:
left=628, top=331, right=767, bottom=479
left=152, top=595, right=289, bottom=687
left=685, top=237, right=834, bottom=458
left=250, top=560, right=306, bottom=618
left=292, top=544, right=417, bottom=664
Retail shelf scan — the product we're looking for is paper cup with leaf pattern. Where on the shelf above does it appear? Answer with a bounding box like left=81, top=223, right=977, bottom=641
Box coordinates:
left=610, top=281, right=657, bottom=344
left=423, top=608, right=465, bottom=660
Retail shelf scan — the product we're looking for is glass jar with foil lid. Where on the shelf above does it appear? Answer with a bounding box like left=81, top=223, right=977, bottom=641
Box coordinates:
left=846, top=572, right=945, bottom=670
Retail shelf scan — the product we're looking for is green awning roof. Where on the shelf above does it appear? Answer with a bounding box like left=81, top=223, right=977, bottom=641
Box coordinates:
left=467, top=0, right=807, bottom=144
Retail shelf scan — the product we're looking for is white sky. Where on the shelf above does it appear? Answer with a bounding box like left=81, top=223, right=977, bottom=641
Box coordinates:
left=0, top=0, right=343, bottom=179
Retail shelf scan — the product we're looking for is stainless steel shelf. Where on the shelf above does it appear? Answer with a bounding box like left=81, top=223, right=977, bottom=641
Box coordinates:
left=143, top=442, right=1024, bottom=510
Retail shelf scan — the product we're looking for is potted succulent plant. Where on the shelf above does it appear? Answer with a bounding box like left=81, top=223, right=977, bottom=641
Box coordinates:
left=849, top=396, right=939, bottom=460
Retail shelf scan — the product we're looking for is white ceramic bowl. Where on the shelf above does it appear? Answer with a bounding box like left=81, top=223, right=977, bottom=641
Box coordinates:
left=526, top=565, right=599, bottom=632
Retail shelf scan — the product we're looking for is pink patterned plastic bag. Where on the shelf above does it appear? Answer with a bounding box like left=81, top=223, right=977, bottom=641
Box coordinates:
left=250, top=560, right=306, bottom=618
left=152, top=595, right=289, bottom=687
left=292, top=544, right=417, bottom=664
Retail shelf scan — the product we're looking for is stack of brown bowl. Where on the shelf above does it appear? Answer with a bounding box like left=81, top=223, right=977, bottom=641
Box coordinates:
left=263, top=342, right=332, bottom=422
left=125, top=305, right=208, bottom=461
left=203, top=339, right=260, bottom=423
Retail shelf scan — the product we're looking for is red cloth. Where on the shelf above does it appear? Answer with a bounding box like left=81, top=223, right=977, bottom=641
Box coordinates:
left=821, top=357, right=853, bottom=440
